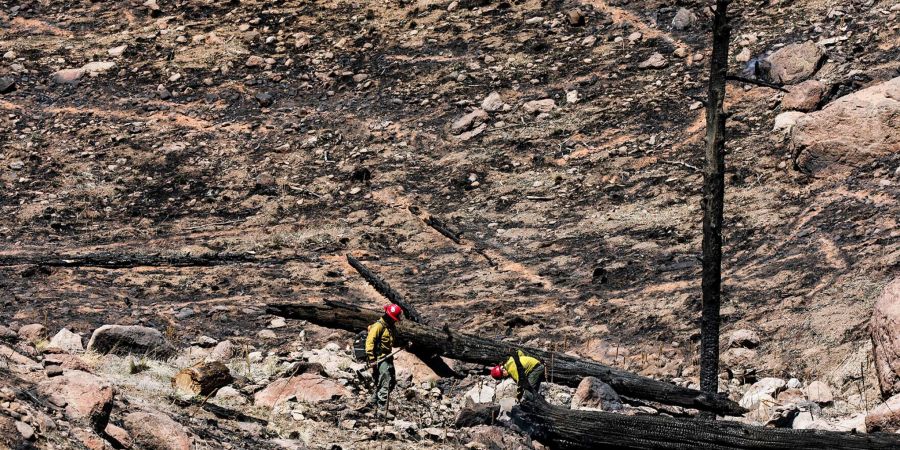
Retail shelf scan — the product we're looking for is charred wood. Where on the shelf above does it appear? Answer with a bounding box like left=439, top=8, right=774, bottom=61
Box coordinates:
left=266, top=300, right=744, bottom=415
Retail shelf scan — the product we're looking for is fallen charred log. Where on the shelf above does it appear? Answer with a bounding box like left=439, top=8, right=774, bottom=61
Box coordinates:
left=171, top=397, right=268, bottom=425
left=0, top=251, right=310, bottom=269
left=266, top=300, right=744, bottom=416
left=344, top=255, right=460, bottom=379
left=172, top=361, right=233, bottom=397
left=511, top=395, right=900, bottom=449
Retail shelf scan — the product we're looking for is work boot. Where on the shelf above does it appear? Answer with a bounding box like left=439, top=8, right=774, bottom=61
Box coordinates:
left=375, top=406, right=394, bottom=420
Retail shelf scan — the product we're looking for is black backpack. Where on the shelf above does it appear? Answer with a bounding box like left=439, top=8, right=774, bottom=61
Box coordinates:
left=352, top=324, right=388, bottom=362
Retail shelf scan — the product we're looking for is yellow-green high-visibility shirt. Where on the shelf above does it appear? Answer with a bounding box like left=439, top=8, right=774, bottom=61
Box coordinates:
left=502, top=350, right=541, bottom=382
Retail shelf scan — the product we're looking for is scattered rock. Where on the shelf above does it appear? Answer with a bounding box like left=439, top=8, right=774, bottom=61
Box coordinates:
left=454, top=403, right=500, bottom=428
left=566, top=90, right=580, bottom=104
left=104, top=423, right=133, bottom=449
left=571, top=376, right=623, bottom=411
left=37, top=370, right=114, bottom=432
left=246, top=55, right=266, bottom=67
left=107, top=45, right=128, bottom=57
left=0, top=76, right=15, bottom=94
left=15, top=421, right=34, bottom=441
left=51, top=68, right=85, bottom=84
left=804, top=381, right=833, bottom=405
left=727, top=329, right=760, bottom=349
left=86, top=324, right=176, bottom=359
left=481, top=92, right=507, bottom=112
left=638, top=53, right=667, bottom=70
left=522, top=99, right=555, bottom=114
left=870, top=278, right=900, bottom=397
left=257, top=329, right=277, bottom=339
left=671, top=8, right=697, bottom=30
left=48, top=328, right=84, bottom=353
left=269, top=317, right=286, bottom=328
left=253, top=373, right=349, bottom=407
left=124, top=410, right=192, bottom=450
left=763, top=41, right=825, bottom=84
left=567, top=10, right=585, bottom=27
left=865, top=393, right=900, bottom=432
left=451, top=108, right=488, bottom=132
left=775, top=387, right=806, bottom=404
left=156, top=84, right=172, bottom=100
left=781, top=80, right=825, bottom=112
left=792, top=76, right=900, bottom=175
left=395, top=351, right=441, bottom=384
left=255, top=92, right=274, bottom=107
left=773, top=111, right=807, bottom=133
left=735, top=47, right=752, bottom=63
left=464, top=384, right=496, bottom=404
left=739, top=378, right=786, bottom=410
left=8, top=161, right=24, bottom=170
left=81, top=61, right=116, bottom=76
left=208, top=340, right=234, bottom=361
left=18, top=324, right=46, bottom=342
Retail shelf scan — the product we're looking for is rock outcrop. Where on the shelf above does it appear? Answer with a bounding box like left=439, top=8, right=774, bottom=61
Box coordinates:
left=871, top=278, right=900, bottom=398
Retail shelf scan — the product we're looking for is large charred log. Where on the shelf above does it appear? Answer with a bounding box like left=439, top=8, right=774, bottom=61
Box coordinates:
left=511, top=395, right=900, bottom=450
left=0, top=252, right=309, bottom=269
left=266, top=300, right=744, bottom=416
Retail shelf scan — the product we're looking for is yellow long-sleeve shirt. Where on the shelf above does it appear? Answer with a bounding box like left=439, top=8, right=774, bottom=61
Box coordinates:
left=502, top=350, right=541, bottom=382
left=364, top=318, right=395, bottom=361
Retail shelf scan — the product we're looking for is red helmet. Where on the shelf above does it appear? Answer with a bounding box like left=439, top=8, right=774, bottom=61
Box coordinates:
left=384, top=304, right=403, bottom=321
left=490, top=365, right=504, bottom=379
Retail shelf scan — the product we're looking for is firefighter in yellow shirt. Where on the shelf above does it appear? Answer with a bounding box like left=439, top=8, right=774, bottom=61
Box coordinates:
left=490, top=350, right=544, bottom=399
left=364, top=304, right=403, bottom=417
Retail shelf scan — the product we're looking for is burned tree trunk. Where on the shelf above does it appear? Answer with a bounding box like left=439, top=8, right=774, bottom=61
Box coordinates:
left=345, top=254, right=423, bottom=322
left=699, top=0, right=732, bottom=411
left=344, top=254, right=460, bottom=378
left=267, top=300, right=745, bottom=415
left=172, top=361, right=233, bottom=396
left=511, top=396, right=900, bottom=450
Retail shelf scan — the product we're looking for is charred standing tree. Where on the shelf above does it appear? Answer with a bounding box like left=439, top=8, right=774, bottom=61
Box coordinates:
left=699, top=0, right=732, bottom=411
left=267, top=300, right=745, bottom=415
left=510, top=395, right=900, bottom=450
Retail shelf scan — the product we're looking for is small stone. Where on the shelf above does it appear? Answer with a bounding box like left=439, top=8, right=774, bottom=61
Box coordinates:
left=727, top=329, right=760, bottom=349
left=81, top=61, right=116, bottom=75
left=805, top=381, right=834, bottom=405
left=269, top=317, right=286, bottom=329
left=18, top=324, right=46, bottom=342
left=567, top=10, right=585, bottom=27
left=638, top=53, right=667, bottom=69
left=257, top=329, right=277, bottom=339
left=0, top=76, right=16, bottom=94
left=246, top=55, right=266, bottom=67
left=255, top=92, right=273, bottom=107
left=157, top=84, right=172, bottom=100
left=481, top=92, right=506, bottom=112
left=9, top=161, right=24, bottom=170
left=627, top=32, right=642, bottom=42
left=773, top=111, right=807, bottom=133
left=451, top=108, right=488, bottom=132
left=51, top=68, right=85, bottom=84
left=566, top=90, right=580, bottom=104
left=581, top=35, right=597, bottom=47
left=672, top=8, right=697, bottom=30
left=16, top=421, right=35, bottom=441
left=45, top=365, right=64, bottom=377
left=781, top=80, right=825, bottom=112
left=735, top=47, right=751, bottom=63
left=447, top=1, right=458, bottom=11
left=522, top=98, right=555, bottom=114
left=108, top=45, right=128, bottom=57
left=175, top=307, right=195, bottom=320
left=3, top=51, right=15, bottom=60
left=48, top=328, right=84, bottom=353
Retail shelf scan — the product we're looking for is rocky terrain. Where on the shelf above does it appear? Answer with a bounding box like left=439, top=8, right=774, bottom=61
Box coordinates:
left=1, top=0, right=899, bottom=448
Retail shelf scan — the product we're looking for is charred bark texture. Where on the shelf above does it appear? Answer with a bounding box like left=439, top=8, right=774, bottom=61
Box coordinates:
left=0, top=252, right=308, bottom=268
left=700, top=0, right=731, bottom=410
left=345, top=254, right=423, bottom=322
left=344, top=255, right=460, bottom=378
left=424, top=216, right=462, bottom=244
left=266, top=300, right=745, bottom=415
left=171, top=397, right=268, bottom=425
left=172, top=361, right=233, bottom=396
left=511, top=396, right=900, bottom=450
